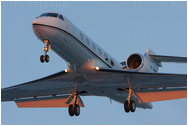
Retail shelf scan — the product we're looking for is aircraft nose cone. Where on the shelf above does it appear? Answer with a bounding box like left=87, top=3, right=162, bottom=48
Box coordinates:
left=32, top=19, right=37, bottom=25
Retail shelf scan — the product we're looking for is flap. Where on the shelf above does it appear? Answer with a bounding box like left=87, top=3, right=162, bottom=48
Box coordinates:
left=15, top=95, right=85, bottom=108
left=136, top=89, right=187, bottom=103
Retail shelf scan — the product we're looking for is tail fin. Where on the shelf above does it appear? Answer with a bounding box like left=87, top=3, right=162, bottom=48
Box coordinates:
left=144, top=49, right=160, bottom=72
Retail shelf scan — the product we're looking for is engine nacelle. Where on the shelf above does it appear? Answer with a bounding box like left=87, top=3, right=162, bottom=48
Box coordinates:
left=126, top=49, right=159, bottom=72
left=126, top=53, right=144, bottom=71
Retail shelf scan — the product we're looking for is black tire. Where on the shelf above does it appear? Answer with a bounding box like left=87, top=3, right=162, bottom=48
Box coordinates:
left=40, top=55, right=44, bottom=63
left=130, top=100, right=136, bottom=112
left=68, top=104, right=74, bottom=117
left=74, top=104, right=80, bottom=116
left=124, top=100, right=130, bottom=113
left=45, top=55, right=50, bottom=62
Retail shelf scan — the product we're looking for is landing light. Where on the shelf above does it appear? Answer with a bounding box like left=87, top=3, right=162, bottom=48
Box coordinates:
left=44, top=39, right=49, bottom=43
left=65, top=69, right=68, bottom=73
left=95, top=67, right=100, bottom=71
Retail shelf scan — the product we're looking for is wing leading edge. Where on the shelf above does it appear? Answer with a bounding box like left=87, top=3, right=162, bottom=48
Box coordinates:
left=2, top=70, right=90, bottom=108
left=1, top=70, right=88, bottom=102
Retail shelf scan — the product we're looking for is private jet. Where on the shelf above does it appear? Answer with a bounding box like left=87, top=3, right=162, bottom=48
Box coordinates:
left=2, top=12, right=187, bottom=117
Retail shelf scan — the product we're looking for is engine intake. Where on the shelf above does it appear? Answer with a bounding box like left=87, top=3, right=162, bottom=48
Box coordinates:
left=126, top=54, right=143, bottom=70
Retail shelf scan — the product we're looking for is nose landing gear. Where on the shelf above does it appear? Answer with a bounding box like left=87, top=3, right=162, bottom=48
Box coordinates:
left=40, top=55, right=50, bottom=63
left=40, top=39, right=51, bottom=63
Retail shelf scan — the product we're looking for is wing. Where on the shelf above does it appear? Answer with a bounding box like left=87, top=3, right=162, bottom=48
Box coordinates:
left=1, top=70, right=92, bottom=107
left=89, top=67, right=186, bottom=105
left=2, top=67, right=187, bottom=109
left=2, top=70, right=69, bottom=102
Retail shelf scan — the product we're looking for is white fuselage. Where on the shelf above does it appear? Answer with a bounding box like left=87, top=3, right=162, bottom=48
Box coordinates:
left=33, top=13, right=122, bottom=72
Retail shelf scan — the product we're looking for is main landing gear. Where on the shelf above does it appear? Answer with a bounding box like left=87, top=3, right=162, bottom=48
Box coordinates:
left=40, top=39, right=51, bottom=63
left=68, top=104, right=80, bottom=116
left=124, top=100, right=136, bottom=113
left=67, top=91, right=82, bottom=117
left=124, top=89, right=136, bottom=113
left=65, top=82, right=84, bottom=117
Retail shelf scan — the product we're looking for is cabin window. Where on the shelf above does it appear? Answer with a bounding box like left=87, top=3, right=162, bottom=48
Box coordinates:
left=92, top=43, right=96, bottom=51
left=98, top=48, right=102, bottom=56
left=104, top=53, right=108, bottom=61
left=59, top=15, right=64, bottom=20
left=80, top=33, right=84, bottom=40
left=110, top=60, right=114, bottom=66
left=86, top=38, right=90, bottom=45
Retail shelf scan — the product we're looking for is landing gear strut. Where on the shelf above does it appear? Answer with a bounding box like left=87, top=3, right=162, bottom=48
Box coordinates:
left=124, top=89, right=136, bottom=113
left=67, top=92, right=81, bottom=117
left=40, top=39, right=51, bottom=63
left=66, top=82, right=84, bottom=117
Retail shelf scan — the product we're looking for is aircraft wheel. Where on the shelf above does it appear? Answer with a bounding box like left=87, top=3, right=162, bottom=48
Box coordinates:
left=68, top=104, right=74, bottom=117
left=74, top=104, right=80, bottom=116
left=130, top=100, right=136, bottom=112
left=124, top=100, right=130, bottom=113
left=40, top=55, right=44, bottom=63
left=45, top=55, right=50, bottom=62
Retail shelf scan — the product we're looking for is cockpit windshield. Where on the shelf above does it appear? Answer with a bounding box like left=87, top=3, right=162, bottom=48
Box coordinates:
left=38, top=13, right=64, bottom=21
left=40, top=13, right=58, bottom=18
left=59, top=15, right=64, bottom=20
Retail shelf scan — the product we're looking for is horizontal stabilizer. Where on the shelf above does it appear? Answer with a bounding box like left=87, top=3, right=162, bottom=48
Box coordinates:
left=150, top=55, right=187, bottom=63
